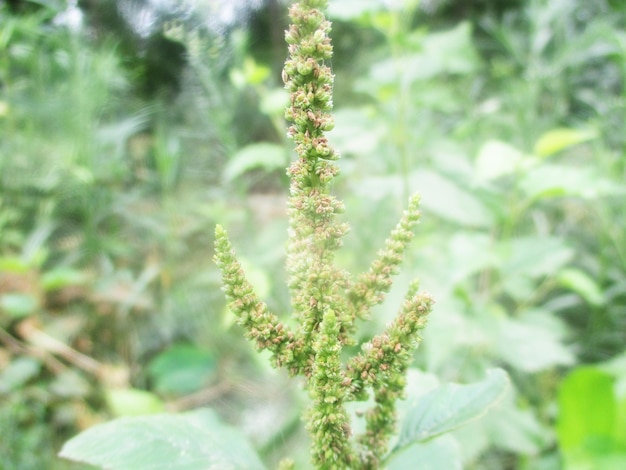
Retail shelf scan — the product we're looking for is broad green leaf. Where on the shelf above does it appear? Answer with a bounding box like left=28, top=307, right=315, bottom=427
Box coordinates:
left=557, top=367, right=616, bottom=450
left=495, top=316, right=574, bottom=372
left=420, top=22, right=479, bottom=76
left=387, top=434, right=462, bottom=470
left=393, top=369, right=509, bottom=452
left=498, top=236, right=573, bottom=279
left=223, top=143, right=286, bottom=182
left=148, top=344, right=217, bottom=395
left=0, top=293, right=39, bottom=318
left=0, top=357, right=41, bottom=393
left=59, top=408, right=267, bottom=470
left=474, top=140, right=523, bottom=182
left=410, top=170, right=494, bottom=227
left=105, top=388, right=165, bottom=417
left=368, top=22, right=479, bottom=86
left=455, top=389, right=551, bottom=458
left=534, top=128, right=597, bottom=158
left=557, top=268, right=605, bottom=307
left=520, top=164, right=621, bottom=200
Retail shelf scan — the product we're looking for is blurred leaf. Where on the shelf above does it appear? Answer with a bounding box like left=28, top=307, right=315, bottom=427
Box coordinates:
left=558, top=367, right=616, bottom=450
left=0, top=357, right=41, bottom=394
left=495, top=316, right=574, bottom=372
left=59, top=408, right=267, bottom=470
left=420, top=22, right=480, bottom=76
left=558, top=367, right=626, bottom=469
left=520, top=164, right=621, bottom=200
left=474, top=140, right=524, bottom=182
left=223, top=143, right=286, bottom=182
left=49, top=369, right=91, bottom=398
left=148, top=344, right=217, bottom=395
left=260, top=88, right=288, bottom=116
left=327, top=0, right=383, bottom=20
left=498, top=236, right=573, bottom=279
left=459, top=390, right=552, bottom=457
left=558, top=268, right=605, bottom=307
left=105, top=388, right=165, bottom=417
left=393, top=369, right=509, bottom=452
left=238, top=258, right=272, bottom=299
left=0, top=256, right=30, bottom=272
left=410, top=170, right=494, bottom=227
left=534, top=128, right=597, bottom=158
left=0, top=293, right=39, bottom=318
left=41, top=268, right=86, bottom=291
left=368, top=22, right=479, bottom=86
left=328, top=107, right=385, bottom=156
left=387, top=434, right=462, bottom=470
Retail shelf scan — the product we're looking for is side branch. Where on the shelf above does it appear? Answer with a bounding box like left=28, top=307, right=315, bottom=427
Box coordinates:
left=214, top=225, right=303, bottom=374
left=347, top=194, right=423, bottom=322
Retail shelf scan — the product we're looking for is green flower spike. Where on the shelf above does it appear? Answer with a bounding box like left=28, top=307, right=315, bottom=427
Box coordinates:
left=214, top=0, right=434, bottom=467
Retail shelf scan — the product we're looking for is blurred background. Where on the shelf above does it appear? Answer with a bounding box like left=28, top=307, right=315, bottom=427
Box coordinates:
left=0, top=0, right=625, bottom=468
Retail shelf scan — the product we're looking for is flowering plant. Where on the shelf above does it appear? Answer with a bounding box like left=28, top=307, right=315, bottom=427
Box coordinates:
left=214, top=0, right=434, bottom=467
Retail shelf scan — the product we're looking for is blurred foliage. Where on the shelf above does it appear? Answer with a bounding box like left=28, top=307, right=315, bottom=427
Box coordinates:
left=0, top=0, right=625, bottom=468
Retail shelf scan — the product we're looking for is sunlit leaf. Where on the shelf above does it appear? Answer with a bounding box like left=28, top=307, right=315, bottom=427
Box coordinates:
left=558, top=367, right=616, bottom=450
left=557, top=367, right=626, bottom=469
left=41, top=268, right=86, bottom=291
left=59, top=408, right=267, bottom=470
left=557, top=268, right=605, bottom=307
left=474, top=140, right=523, bottom=182
left=534, top=128, right=597, bottom=158
left=105, top=388, right=165, bottom=417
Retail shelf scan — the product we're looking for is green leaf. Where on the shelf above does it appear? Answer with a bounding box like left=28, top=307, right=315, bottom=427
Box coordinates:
left=387, top=434, right=462, bottom=470
left=534, top=128, right=597, bottom=158
left=557, top=367, right=616, bottom=450
left=367, top=22, right=479, bottom=86
left=327, top=0, right=383, bottom=20
left=104, top=388, right=165, bottom=417
left=59, top=408, right=267, bottom=470
left=41, top=267, right=86, bottom=291
left=495, top=316, right=574, bottom=372
left=519, top=164, right=621, bottom=200
left=0, top=293, right=39, bottom=318
left=474, top=140, right=523, bottom=182
left=393, top=369, right=509, bottom=452
left=498, top=236, right=573, bottom=279
left=0, top=357, right=41, bottom=394
left=410, top=170, right=494, bottom=227
left=557, top=268, right=605, bottom=307
left=223, top=143, right=286, bottom=182
left=148, top=344, right=217, bottom=395
left=557, top=367, right=626, bottom=469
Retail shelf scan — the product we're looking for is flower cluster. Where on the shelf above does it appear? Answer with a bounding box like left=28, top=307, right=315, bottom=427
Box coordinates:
left=214, top=0, right=434, bottom=467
